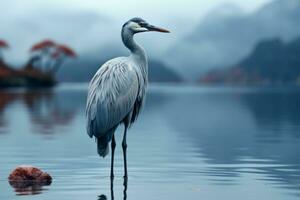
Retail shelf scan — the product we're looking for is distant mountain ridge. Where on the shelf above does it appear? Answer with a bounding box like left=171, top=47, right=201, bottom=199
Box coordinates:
left=57, top=57, right=182, bottom=83
left=199, top=36, right=300, bottom=84
left=164, top=0, right=300, bottom=79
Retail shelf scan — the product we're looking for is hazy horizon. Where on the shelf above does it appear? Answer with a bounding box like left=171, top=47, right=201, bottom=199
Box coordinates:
left=0, top=0, right=271, bottom=67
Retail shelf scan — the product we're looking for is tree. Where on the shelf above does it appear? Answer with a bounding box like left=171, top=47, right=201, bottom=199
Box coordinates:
left=0, top=40, right=9, bottom=64
left=28, top=40, right=56, bottom=70
left=50, top=44, right=77, bottom=73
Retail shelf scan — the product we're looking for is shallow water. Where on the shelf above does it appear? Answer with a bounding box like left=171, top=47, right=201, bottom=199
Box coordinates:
left=0, top=84, right=300, bottom=199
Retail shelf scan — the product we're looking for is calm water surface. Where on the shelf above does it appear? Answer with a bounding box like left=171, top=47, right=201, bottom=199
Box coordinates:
left=0, top=84, right=300, bottom=199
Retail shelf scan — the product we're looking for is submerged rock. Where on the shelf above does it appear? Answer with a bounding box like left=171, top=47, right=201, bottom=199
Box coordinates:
left=8, top=165, right=52, bottom=195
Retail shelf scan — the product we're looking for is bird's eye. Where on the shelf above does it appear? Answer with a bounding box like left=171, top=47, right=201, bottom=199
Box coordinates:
left=139, top=22, right=147, bottom=26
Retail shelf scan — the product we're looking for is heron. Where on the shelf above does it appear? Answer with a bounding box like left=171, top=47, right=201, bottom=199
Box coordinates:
left=86, top=17, right=169, bottom=178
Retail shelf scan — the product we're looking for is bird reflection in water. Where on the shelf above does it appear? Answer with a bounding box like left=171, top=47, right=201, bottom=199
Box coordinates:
left=98, top=178, right=128, bottom=200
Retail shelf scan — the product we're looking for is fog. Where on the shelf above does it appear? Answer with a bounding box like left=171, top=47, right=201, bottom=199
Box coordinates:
left=0, top=0, right=273, bottom=79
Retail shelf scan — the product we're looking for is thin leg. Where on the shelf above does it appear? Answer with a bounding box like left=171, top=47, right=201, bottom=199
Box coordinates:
left=123, top=176, right=128, bottom=200
left=110, top=134, right=116, bottom=179
left=110, top=175, right=114, bottom=200
left=122, top=126, right=128, bottom=178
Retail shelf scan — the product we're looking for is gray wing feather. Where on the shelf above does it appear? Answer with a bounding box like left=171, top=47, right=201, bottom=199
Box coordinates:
left=129, top=59, right=148, bottom=125
left=86, top=57, right=139, bottom=138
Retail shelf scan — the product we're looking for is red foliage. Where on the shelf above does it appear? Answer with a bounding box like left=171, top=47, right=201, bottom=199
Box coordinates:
left=54, top=44, right=77, bottom=58
left=8, top=165, right=52, bottom=185
left=8, top=165, right=52, bottom=195
left=0, top=40, right=9, bottom=48
left=30, top=40, right=56, bottom=52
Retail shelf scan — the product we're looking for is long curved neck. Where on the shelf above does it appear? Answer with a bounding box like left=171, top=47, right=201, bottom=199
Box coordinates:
left=121, top=28, right=148, bottom=86
left=121, top=29, right=147, bottom=62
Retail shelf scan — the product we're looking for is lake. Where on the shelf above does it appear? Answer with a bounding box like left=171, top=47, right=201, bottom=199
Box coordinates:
left=0, top=84, right=300, bottom=200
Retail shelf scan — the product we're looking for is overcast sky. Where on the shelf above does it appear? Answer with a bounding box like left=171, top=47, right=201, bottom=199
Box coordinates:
left=0, top=0, right=271, bottom=65
left=3, top=0, right=271, bottom=21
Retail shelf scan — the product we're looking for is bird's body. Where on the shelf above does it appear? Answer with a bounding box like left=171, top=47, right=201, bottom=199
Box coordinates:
left=86, top=55, right=147, bottom=156
left=85, top=17, right=169, bottom=178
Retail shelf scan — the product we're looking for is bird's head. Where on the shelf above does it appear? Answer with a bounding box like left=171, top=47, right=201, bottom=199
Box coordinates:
left=123, top=17, right=170, bottom=34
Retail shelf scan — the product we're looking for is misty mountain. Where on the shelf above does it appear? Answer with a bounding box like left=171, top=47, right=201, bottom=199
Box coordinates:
left=165, top=0, right=300, bottom=79
left=148, top=60, right=182, bottom=82
left=0, top=5, right=179, bottom=69
left=199, top=36, right=300, bottom=84
left=57, top=55, right=182, bottom=83
left=0, top=8, right=117, bottom=66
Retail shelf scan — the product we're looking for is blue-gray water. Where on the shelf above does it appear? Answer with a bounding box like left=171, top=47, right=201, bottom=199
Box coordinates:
left=0, top=84, right=300, bottom=199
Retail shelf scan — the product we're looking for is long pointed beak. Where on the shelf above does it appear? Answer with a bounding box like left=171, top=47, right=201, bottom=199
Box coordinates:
left=147, top=25, right=170, bottom=33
